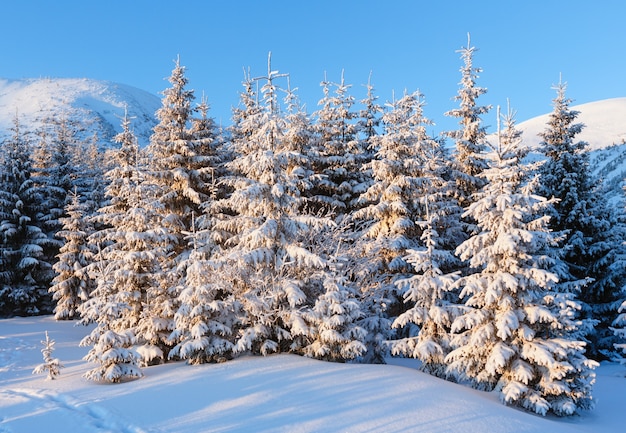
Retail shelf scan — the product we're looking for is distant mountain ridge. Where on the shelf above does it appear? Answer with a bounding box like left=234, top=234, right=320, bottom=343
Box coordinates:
left=0, top=77, right=160, bottom=146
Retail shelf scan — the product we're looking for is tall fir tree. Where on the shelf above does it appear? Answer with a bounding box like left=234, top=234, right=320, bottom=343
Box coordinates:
left=614, top=297, right=626, bottom=357
left=84, top=112, right=168, bottom=365
left=31, top=113, right=85, bottom=278
left=146, top=56, right=209, bottom=254
left=355, top=90, right=440, bottom=274
left=536, top=79, right=623, bottom=358
left=353, top=90, right=439, bottom=362
left=309, top=72, right=371, bottom=216
left=31, top=125, right=54, bottom=230
left=444, top=34, right=491, bottom=208
left=73, top=133, right=108, bottom=219
left=611, top=186, right=626, bottom=359
left=0, top=115, right=55, bottom=316
left=229, top=69, right=264, bottom=148
left=45, top=114, right=84, bottom=234
left=446, top=105, right=597, bottom=416
left=212, top=56, right=331, bottom=356
left=357, top=73, right=383, bottom=142
left=390, top=113, right=466, bottom=377
left=190, top=93, right=227, bottom=192
left=584, top=192, right=626, bottom=358
left=135, top=57, right=219, bottom=359
left=94, top=109, right=140, bottom=220
left=282, top=79, right=316, bottom=209
left=191, top=93, right=231, bottom=239
left=49, top=190, right=94, bottom=320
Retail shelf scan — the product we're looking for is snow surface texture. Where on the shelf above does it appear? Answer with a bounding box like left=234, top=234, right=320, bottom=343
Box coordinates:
left=0, top=316, right=624, bottom=432
left=0, top=78, right=160, bottom=147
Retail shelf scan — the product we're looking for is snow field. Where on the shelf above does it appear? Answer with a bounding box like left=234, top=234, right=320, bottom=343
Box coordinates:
left=1, top=316, right=624, bottom=432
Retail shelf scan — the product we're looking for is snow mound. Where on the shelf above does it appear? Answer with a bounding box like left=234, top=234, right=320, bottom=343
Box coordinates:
left=0, top=78, right=160, bottom=146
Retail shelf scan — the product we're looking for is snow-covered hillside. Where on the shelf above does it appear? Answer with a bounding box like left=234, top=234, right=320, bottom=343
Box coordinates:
left=0, top=316, right=624, bottom=433
left=517, top=98, right=626, bottom=152
left=0, top=78, right=160, bottom=146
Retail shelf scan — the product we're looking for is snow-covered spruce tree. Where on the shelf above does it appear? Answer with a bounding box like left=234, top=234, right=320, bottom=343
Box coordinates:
left=80, top=175, right=155, bottom=378
left=230, top=68, right=264, bottom=144
left=146, top=56, right=210, bottom=250
left=136, top=58, right=219, bottom=360
left=212, top=57, right=331, bottom=356
left=192, top=94, right=230, bottom=185
left=0, top=115, right=55, bottom=317
left=282, top=79, right=316, bottom=208
left=85, top=112, right=171, bottom=366
left=284, top=84, right=368, bottom=362
left=30, top=125, right=54, bottom=228
left=79, top=259, right=144, bottom=383
left=357, top=73, right=383, bottom=143
left=82, top=329, right=143, bottom=383
left=49, top=189, right=94, bottom=320
left=92, top=109, right=140, bottom=221
left=79, top=115, right=147, bottom=383
left=446, top=106, right=597, bottom=416
left=38, top=113, right=84, bottom=241
left=352, top=90, right=439, bottom=363
left=191, top=93, right=232, bottom=237
left=32, top=331, right=64, bottom=380
left=303, top=256, right=366, bottom=362
left=390, top=128, right=466, bottom=377
left=356, top=90, right=444, bottom=272
left=84, top=111, right=142, bottom=327
left=73, top=133, right=109, bottom=219
left=536, top=79, right=623, bottom=358
left=444, top=34, right=491, bottom=208
left=168, top=222, right=239, bottom=364
left=309, top=71, right=372, bottom=216
left=391, top=203, right=461, bottom=377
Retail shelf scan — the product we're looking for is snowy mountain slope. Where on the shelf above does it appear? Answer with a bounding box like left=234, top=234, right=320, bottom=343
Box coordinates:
left=0, top=316, right=624, bottom=433
left=0, top=78, right=160, bottom=146
left=516, top=97, right=626, bottom=152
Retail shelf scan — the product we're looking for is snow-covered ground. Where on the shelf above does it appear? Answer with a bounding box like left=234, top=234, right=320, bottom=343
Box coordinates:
left=0, top=317, right=623, bottom=432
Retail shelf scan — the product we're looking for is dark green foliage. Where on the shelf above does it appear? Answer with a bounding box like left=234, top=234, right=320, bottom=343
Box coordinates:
left=536, top=81, right=626, bottom=359
left=0, top=116, right=54, bottom=317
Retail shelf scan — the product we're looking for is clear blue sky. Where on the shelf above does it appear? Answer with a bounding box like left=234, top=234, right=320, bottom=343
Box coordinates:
left=2, top=0, right=625, bottom=135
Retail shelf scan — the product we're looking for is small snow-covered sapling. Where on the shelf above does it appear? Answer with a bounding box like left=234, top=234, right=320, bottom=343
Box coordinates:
left=32, top=331, right=64, bottom=380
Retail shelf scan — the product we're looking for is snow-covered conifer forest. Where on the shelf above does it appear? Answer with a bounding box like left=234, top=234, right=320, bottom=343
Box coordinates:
left=2, top=40, right=626, bottom=420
